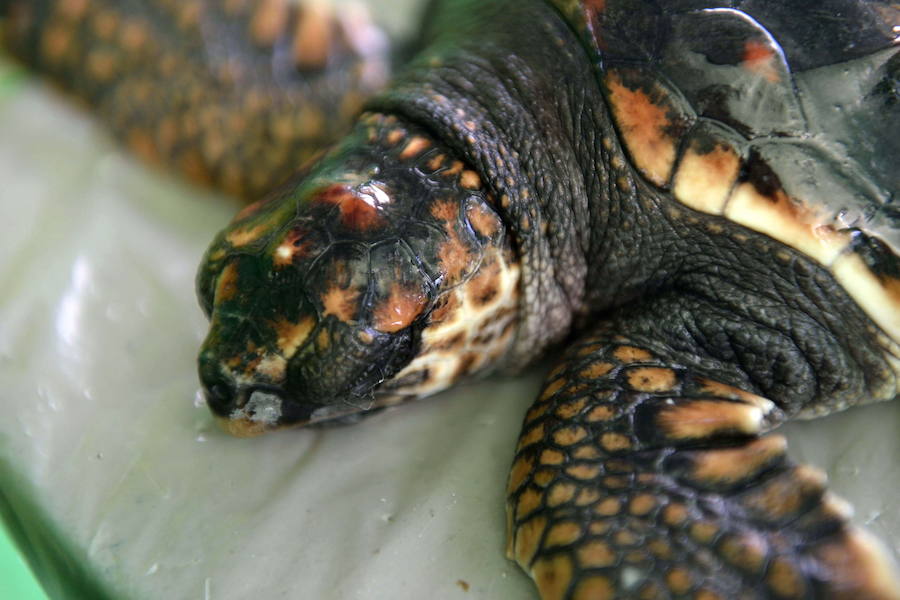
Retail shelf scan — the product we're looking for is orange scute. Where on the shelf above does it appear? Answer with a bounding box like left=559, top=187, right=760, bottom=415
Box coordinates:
left=605, top=70, right=678, bottom=186
left=742, top=40, right=780, bottom=83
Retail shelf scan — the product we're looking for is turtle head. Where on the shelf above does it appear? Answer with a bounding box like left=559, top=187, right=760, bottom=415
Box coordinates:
left=196, top=113, right=520, bottom=435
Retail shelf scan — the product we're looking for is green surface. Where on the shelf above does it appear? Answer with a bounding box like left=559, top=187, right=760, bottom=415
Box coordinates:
left=0, top=523, right=47, bottom=600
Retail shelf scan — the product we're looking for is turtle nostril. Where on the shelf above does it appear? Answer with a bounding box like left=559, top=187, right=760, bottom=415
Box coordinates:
left=203, top=380, right=240, bottom=416
left=207, top=383, right=233, bottom=408
left=198, top=356, right=239, bottom=416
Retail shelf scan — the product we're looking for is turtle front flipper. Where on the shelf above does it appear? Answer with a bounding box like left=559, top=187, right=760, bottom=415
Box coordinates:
left=508, top=324, right=900, bottom=599
left=1, top=0, right=395, bottom=199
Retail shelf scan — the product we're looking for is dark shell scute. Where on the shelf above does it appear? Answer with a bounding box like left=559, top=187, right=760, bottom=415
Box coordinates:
left=661, top=9, right=805, bottom=138
left=736, top=0, right=900, bottom=71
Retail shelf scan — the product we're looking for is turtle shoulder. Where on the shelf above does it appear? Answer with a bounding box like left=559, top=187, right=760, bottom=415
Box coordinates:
left=549, top=0, right=900, bottom=344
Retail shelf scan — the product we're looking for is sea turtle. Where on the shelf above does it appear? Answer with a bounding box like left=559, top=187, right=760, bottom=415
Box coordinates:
left=3, top=0, right=900, bottom=598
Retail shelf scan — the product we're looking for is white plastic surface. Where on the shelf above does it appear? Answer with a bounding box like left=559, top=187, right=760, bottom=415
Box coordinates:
left=0, top=60, right=897, bottom=599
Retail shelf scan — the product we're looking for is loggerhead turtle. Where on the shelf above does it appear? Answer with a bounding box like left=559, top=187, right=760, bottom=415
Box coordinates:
left=3, top=0, right=900, bottom=597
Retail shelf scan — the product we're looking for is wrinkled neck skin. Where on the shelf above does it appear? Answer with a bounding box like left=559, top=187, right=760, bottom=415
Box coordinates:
left=368, top=0, right=652, bottom=367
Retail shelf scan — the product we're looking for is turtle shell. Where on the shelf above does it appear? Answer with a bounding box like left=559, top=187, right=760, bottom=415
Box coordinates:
left=550, top=0, right=900, bottom=343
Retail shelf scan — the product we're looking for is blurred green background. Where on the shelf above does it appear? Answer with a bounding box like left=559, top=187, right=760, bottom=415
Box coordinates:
left=0, top=57, right=47, bottom=600
left=1, top=523, right=47, bottom=600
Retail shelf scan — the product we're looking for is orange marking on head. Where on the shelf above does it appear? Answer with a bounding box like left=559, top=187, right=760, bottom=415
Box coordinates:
left=399, top=136, right=431, bottom=160
left=271, top=315, right=316, bottom=358
left=227, top=222, right=269, bottom=247
left=373, top=284, right=427, bottom=332
left=742, top=40, right=781, bottom=83
left=430, top=199, right=458, bottom=223
left=386, top=129, right=405, bottom=146
left=426, top=153, right=446, bottom=171
left=232, top=198, right=268, bottom=223
left=273, top=228, right=311, bottom=267
left=444, top=160, right=464, bottom=177
left=316, top=184, right=386, bottom=231
left=460, top=170, right=482, bottom=189
left=256, top=354, right=287, bottom=382
left=437, top=229, right=473, bottom=283
left=215, top=263, right=240, bottom=304
left=605, top=70, right=678, bottom=186
left=215, top=415, right=269, bottom=438
left=321, top=284, right=359, bottom=323
left=466, top=202, right=501, bottom=238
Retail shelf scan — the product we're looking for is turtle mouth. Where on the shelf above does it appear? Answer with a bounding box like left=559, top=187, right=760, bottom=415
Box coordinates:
left=211, top=384, right=414, bottom=436
left=205, top=327, right=424, bottom=435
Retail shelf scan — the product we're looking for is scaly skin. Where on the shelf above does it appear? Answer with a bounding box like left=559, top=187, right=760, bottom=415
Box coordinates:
left=3, top=0, right=899, bottom=598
